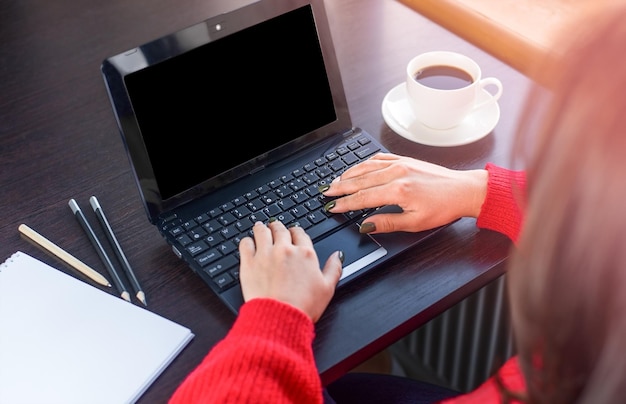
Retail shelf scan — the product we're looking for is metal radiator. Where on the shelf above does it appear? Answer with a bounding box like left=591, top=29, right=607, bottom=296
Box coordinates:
left=391, top=274, right=515, bottom=393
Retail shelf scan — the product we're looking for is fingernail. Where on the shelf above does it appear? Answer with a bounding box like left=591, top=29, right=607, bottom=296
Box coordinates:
left=323, top=200, right=336, bottom=212
left=338, top=250, right=345, bottom=264
left=359, top=222, right=376, bottom=234
left=318, top=184, right=330, bottom=193
left=268, top=217, right=277, bottom=223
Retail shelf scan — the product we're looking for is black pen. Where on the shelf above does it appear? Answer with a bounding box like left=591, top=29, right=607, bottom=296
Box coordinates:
left=89, top=196, right=147, bottom=306
left=69, top=198, right=131, bottom=303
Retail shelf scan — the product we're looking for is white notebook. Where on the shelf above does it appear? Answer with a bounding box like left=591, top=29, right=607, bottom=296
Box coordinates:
left=0, top=251, right=194, bottom=404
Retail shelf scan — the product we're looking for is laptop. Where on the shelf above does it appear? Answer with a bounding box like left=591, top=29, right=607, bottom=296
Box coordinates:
left=101, top=0, right=448, bottom=314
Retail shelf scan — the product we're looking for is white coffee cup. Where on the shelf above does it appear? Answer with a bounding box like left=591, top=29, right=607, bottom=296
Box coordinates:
left=406, top=51, right=503, bottom=130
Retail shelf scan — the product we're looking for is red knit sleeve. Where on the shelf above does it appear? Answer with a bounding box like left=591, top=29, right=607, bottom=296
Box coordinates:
left=169, top=298, right=323, bottom=404
left=439, top=356, right=526, bottom=403
left=476, top=163, right=526, bottom=243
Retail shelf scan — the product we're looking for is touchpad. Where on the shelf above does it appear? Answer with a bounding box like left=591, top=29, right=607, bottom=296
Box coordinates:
left=313, top=225, right=387, bottom=281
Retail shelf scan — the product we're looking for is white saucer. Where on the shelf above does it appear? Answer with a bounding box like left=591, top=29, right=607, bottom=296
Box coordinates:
left=381, top=83, right=500, bottom=147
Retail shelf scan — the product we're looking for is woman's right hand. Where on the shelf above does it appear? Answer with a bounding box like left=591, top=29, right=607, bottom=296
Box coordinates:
left=321, top=153, right=488, bottom=234
left=238, top=220, right=344, bottom=323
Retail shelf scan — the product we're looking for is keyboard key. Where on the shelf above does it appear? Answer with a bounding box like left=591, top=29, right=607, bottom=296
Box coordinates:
left=203, top=255, right=238, bottom=277
left=190, top=225, right=207, bottom=237
left=186, top=241, right=208, bottom=256
left=356, top=145, right=381, bottom=159
left=277, top=198, right=295, bottom=211
left=213, top=272, right=235, bottom=289
left=217, top=213, right=237, bottom=226
left=205, top=233, right=225, bottom=247
left=169, top=226, right=184, bottom=237
left=195, top=248, right=221, bottom=267
left=176, top=234, right=193, bottom=247
left=232, top=206, right=251, bottom=219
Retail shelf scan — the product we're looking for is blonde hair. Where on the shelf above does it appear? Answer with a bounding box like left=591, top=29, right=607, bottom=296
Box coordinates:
left=507, top=4, right=626, bottom=403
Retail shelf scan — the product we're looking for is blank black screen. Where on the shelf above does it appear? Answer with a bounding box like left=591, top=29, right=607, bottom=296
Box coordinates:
left=125, top=5, right=336, bottom=200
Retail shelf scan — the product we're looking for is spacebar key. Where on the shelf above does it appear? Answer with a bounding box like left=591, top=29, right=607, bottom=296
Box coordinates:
left=306, top=215, right=349, bottom=241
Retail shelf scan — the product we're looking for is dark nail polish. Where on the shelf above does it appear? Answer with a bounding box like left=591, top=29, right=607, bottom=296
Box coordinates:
left=318, top=184, right=330, bottom=193
left=323, top=200, right=336, bottom=212
left=359, top=222, right=376, bottom=234
left=338, top=250, right=345, bottom=264
left=268, top=217, right=277, bottom=223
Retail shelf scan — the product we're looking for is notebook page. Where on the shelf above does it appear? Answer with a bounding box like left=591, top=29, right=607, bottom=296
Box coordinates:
left=0, top=251, right=194, bottom=404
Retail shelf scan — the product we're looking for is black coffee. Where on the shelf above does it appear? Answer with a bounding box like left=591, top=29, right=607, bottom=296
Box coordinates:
left=414, top=65, right=473, bottom=90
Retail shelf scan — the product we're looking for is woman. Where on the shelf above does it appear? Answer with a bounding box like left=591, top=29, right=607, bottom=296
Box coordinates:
left=170, top=4, right=626, bottom=403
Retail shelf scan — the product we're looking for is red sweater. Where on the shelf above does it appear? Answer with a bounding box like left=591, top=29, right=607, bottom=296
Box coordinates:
left=170, top=163, right=526, bottom=404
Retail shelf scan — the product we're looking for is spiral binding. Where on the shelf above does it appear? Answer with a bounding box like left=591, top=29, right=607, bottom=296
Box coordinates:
left=1, top=251, right=22, bottom=271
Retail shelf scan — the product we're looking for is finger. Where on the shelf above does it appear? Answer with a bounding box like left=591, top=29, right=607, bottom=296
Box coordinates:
left=353, top=152, right=403, bottom=166
left=321, top=250, right=344, bottom=288
left=238, top=236, right=256, bottom=258
left=359, top=213, right=405, bottom=234
left=323, top=160, right=393, bottom=197
left=324, top=158, right=407, bottom=199
left=338, top=153, right=401, bottom=179
left=343, top=152, right=401, bottom=173
left=288, top=224, right=314, bottom=248
left=369, top=153, right=402, bottom=161
left=340, top=154, right=393, bottom=177
left=267, top=219, right=291, bottom=245
left=325, top=184, right=398, bottom=213
left=238, top=236, right=256, bottom=282
left=251, top=221, right=272, bottom=248
left=359, top=211, right=436, bottom=234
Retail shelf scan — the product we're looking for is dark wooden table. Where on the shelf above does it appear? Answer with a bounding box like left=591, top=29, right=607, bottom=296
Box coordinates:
left=0, top=0, right=530, bottom=402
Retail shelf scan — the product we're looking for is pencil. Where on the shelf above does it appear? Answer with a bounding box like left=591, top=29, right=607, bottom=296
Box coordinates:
left=18, top=223, right=111, bottom=287
left=68, top=199, right=131, bottom=302
left=89, top=196, right=147, bottom=306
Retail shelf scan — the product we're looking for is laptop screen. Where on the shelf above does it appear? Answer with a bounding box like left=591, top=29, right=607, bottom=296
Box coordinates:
left=124, top=5, right=335, bottom=201
left=102, top=0, right=352, bottom=222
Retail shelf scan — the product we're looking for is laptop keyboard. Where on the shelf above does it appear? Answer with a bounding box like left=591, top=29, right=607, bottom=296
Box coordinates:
left=161, top=133, right=381, bottom=294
